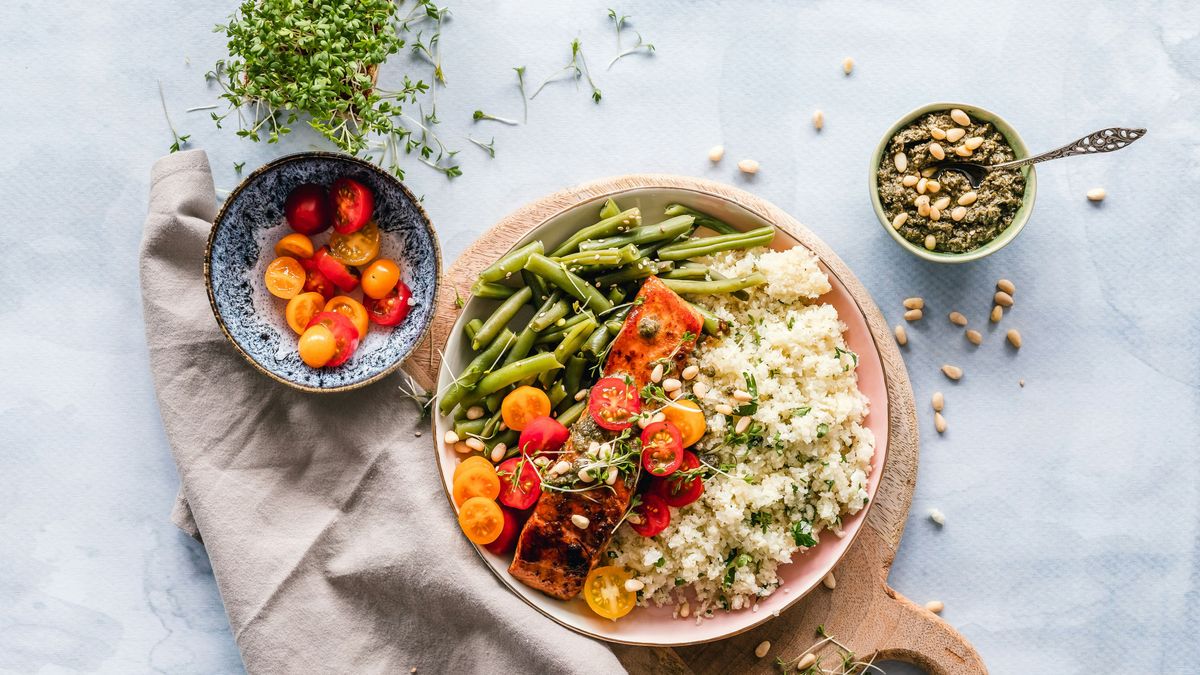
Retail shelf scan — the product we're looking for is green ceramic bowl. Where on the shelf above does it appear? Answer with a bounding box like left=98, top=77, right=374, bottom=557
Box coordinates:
left=869, top=102, right=1037, bottom=263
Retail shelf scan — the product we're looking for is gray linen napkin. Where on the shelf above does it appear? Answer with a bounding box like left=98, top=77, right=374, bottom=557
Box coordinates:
left=139, top=149, right=625, bottom=674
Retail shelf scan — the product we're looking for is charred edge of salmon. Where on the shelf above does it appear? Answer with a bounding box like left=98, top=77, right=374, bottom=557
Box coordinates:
left=508, top=278, right=703, bottom=600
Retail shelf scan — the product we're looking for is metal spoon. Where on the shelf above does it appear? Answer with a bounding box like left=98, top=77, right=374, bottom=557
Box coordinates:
left=934, top=127, right=1146, bottom=188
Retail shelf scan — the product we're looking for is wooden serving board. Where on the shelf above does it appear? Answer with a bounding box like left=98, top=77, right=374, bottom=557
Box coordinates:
left=402, top=174, right=987, bottom=675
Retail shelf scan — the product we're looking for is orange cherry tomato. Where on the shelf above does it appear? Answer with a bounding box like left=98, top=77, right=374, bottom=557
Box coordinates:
left=264, top=256, right=306, bottom=299
left=328, top=219, right=381, bottom=267
left=662, top=398, right=707, bottom=447
left=285, top=292, right=326, bottom=335
left=297, top=324, right=338, bottom=367
left=501, top=386, right=552, bottom=431
left=457, top=496, right=504, bottom=545
left=583, top=566, right=636, bottom=620
left=361, top=258, right=401, bottom=300
left=323, top=295, right=369, bottom=339
left=274, top=233, right=315, bottom=260
left=452, top=464, right=501, bottom=507
left=453, top=455, right=494, bottom=482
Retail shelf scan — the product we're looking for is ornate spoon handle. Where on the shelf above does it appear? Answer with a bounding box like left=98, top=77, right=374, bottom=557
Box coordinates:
left=992, top=127, right=1147, bottom=171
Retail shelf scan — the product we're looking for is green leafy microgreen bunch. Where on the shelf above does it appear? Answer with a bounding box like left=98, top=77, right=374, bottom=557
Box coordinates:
left=607, top=9, right=655, bottom=70
left=775, top=624, right=883, bottom=675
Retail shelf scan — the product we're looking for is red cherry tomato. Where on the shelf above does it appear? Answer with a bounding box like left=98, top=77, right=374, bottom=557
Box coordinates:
left=651, top=450, right=704, bottom=508
left=497, top=457, right=542, bottom=510
left=483, top=507, right=521, bottom=555
left=299, top=258, right=336, bottom=301
left=313, top=246, right=360, bottom=293
left=330, top=177, right=374, bottom=234
left=641, top=421, right=684, bottom=477
left=284, top=183, right=332, bottom=235
left=587, top=377, right=641, bottom=431
left=517, top=416, right=570, bottom=456
left=363, top=280, right=412, bottom=327
left=630, top=493, right=670, bottom=537
left=304, top=311, right=360, bottom=367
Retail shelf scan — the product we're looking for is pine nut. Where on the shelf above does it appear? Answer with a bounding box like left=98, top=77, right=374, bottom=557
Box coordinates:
left=958, top=191, right=978, bottom=206
left=930, top=127, right=947, bottom=140
left=991, top=305, right=1003, bottom=322
left=901, top=175, right=919, bottom=187
left=925, top=600, right=945, bottom=614
left=733, top=389, right=753, bottom=402
left=755, top=640, right=771, bottom=659
left=951, top=206, right=967, bottom=221
left=490, top=443, right=507, bottom=462
left=796, top=655, right=817, bottom=670
left=715, top=403, right=734, bottom=415
left=812, top=109, right=824, bottom=130
left=894, top=152, right=908, bottom=172
left=948, top=311, right=967, bottom=326
left=625, top=578, right=645, bottom=592
left=932, top=391, right=944, bottom=411
left=955, top=145, right=973, bottom=157
left=1007, top=329, right=1022, bottom=348
left=444, top=430, right=460, bottom=445
left=822, top=572, right=837, bottom=589
left=965, top=137, right=984, bottom=150
left=933, top=196, right=951, bottom=211
left=842, top=57, right=855, bottom=74
left=935, top=412, right=947, bottom=433
left=997, top=278, right=1015, bottom=294
left=916, top=177, right=928, bottom=194
left=651, top=363, right=664, bottom=383
left=663, top=378, right=682, bottom=393
left=929, top=207, right=941, bottom=221
left=571, top=514, right=590, bottom=529
left=574, top=389, right=588, bottom=401
left=941, top=364, right=963, bottom=380
left=606, top=470, right=618, bottom=485
left=551, top=460, right=571, bottom=475
left=914, top=194, right=930, bottom=208
left=692, top=381, right=709, bottom=398
left=894, top=324, right=908, bottom=346
left=737, top=159, right=760, bottom=174
left=994, top=291, right=1014, bottom=307
left=927, top=180, right=941, bottom=193
left=578, top=468, right=594, bottom=482
left=904, top=308, right=923, bottom=321
left=682, top=365, right=699, bottom=380
left=945, top=127, right=966, bottom=143
left=928, top=142, right=945, bottom=160
left=929, top=508, right=946, bottom=525
left=466, top=405, right=485, bottom=420
left=465, top=437, right=485, bottom=451
left=903, top=297, right=924, bottom=309
left=892, top=212, right=909, bottom=228
left=950, top=108, right=970, bottom=126
left=533, top=456, right=550, bottom=467
left=921, top=166, right=938, bottom=177
left=735, top=416, right=752, bottom=434
left=708, top=145, right=725, bottom=162
left=453, top=442, right=474, bottom=454
left=924, top=234, right=937, bottom=250
left=917, top=203, right=931, bottom=217
left=1087, top=187, right=1107, bottom=201
left=637, top=416, right=652, bottom=429
left=966, top=329, right=982, bottom=345
left=679, top=601, right=691, bottom=618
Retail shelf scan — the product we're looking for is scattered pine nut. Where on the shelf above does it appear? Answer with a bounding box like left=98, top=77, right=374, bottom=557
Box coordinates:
left=708, top=145, right=725, bottom=162
left=941, top=364, right=963, bottom=380
left=950, top=108, right=970, bottom=126
left=927, top=180, right=941, bottom=193
left=928, top=508, right=946, bottom=525
left=958, top=191, right=978, bottom=206
left=822, top=572, right=837, bottom=589
left=955, top=145, right=973, bottom=157
left=735, top=416, right=752, bottom=434
left=490, top=443, right=507, bottom=463
left=921, top=166, right=938, bottom=178
left=692, top=381, right=709, bottom=397
left=951, top=206, right=967, bottom=222
left=933, top=196, right=951, bottom=211
left=733, top=389, right=753, bottom=402
left=737, top=159, right=760, bottom=175
left=796, top=654, right=817, bottom=670
left=812, top=109, right=824, bottom=131
left=994, top=291, right=1014, bottom=307
left=903, top=297, right=924, bottom=310
left=842, top=57, right=855, bottom=74
left=929, top=142, right=945, bottom=160
left=679, top=601, right=691, bottom=618
left=1019, top=379, right=1026, bottom=387
left=444, top=430, right=460, bottom=445
left=894, top=324, right=908, bottom=346
left=945, top=127, right=966, bottom=143
left=1087, top=187, right=1107, bottom=202
left=917, top=202, right=931, bottom=217
left=682, top=365, right=699, bottom=380
left=892, top=212, right=909, bottom=228
left=625, top=578, right=645, bottom=592
left=930, top=127, right=947, bottom=140
left=914, top=194, right=930, bottom=208
left=663, top=377, right=682, bottom=392
left=991, top=305, right=1003, bottom=322
left=966, top=329, right=982, bottom=345
left=715, top=403, right=734, bottom=415
left=925, top=600, right=945, bottom=614
left=929, top=207, right=941, bottom=221
left=1007, top=329, right=1022, bottom=348
left=901, top=175, right=919, bottom=187
left=571, top=514, right=590, bottom=529
left=924, top=234, right=937, bottom=251
left=904, top=308, right=923, bottom=321
left=606, top=469, right=618, bottom=485
left=997, top=278, right=1015, bottom=295
left=948, top=311, right=967, bottom=326
left=964, top=137, right=984, bottom=150
left=755, top=641, right=771, bottom=659
left=935, top=412, right=947, bottom=433
left=466, top=405, right=485, bottom=420
left=932, top=392, right=944, bottom=411
left=916, top=177, right=928, bottom=194
left=465, top=437, right=485, bottom=452
left=651, top=363, right=664, bottom=383
left=453, top=442, right=473, bottom=454
left=894, top=152, right=908, bottom=172
left=574, top=389, right=588, bottom=401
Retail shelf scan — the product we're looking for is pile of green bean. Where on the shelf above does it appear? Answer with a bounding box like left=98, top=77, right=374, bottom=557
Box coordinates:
left=440, top=199, right=775, bottom=455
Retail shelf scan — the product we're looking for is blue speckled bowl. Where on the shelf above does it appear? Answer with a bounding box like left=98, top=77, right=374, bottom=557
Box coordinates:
left=205, top=152, right=440, bottom=393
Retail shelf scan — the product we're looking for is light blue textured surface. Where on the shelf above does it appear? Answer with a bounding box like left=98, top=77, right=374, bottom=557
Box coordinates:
left=2, top=1, right=1197, bottom=673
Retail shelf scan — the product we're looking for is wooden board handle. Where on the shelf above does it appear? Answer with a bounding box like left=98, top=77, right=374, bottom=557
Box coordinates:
left=868, top=588, right=988, bottom=675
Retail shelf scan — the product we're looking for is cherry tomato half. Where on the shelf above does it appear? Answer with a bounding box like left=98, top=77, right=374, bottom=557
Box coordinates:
left=452, top=463, right=501, bottom=507
left=364, top=280, right=412, bottom=327
left=483, top=506, right=521, bottom=555
left=517, top=416, right=570, bottom=456
left=328, top=219, right=380, bottom=267
left=361, top=258, right=401, bottom=300
left=588, top=377, right=641, bottom=431
left=453, top=456, right=493, bottom=482
left=313, top=246, right=360, bottom=293
left=583, top=566, right=636, bottom=621
left=274, top=233, right=314, bottom=260
left=458, top=496, right=504, bottom=545
left=662, top=398, right=707, bottom=447
left=299, top=258, right=336, bottom=300
left=330, top=177, right=374, bottom=234
left=324, top=295, right=369, bottom=339
left=651, top=450, right=704, bottom=508
left=304, top=311, right=360, bottom=367
left=285, top=292, right=326, bottom=335
left=497, top=457, right=542, bottom=510
left=264, top=256, right=306, bottom=299
left=501, top=386, right=552, bottom=431
left=284, top=183, right=332, bottom=235
left=641, top=421, right=684, bottom=476
left=629, top=492, right=671, bottom=538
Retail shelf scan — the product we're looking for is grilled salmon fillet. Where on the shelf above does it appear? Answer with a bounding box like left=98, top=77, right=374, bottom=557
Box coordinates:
left=508, top=277, right=703, bottom=600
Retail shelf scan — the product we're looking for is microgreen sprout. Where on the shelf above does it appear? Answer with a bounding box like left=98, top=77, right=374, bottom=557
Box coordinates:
left=531, top=39, right=583, bottom=99
left=513, top=66, right=528, bottom=122
left=157, top=81, right=190, bottom=154
left=467, top=136, right=497, bottom=158
left=233, top=161, right=245, bottom=174
left=186, top=104, right=219, bottom=113
left=606, top=9, right=655, bottom=70
left=472, top=110, right=518, bottom=125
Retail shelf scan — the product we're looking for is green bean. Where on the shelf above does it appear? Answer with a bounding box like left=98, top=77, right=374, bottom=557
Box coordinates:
left=473, top=286, right=533, bottom=350
left=706, top=267, right=752, bottom=301
left=502, top=325, right=539, bottom=366
left=583, top=324, right=610, bottom=356
left=563, top=355, right=586, bottom=396
left=578, top=216, right=695, bottom=251
left=478, top=240, right=545, bottom=283
left=547, top=381, right=568, bottom=408
left=662, top=263, right=710, bottom=280
left=488, top=429, right=519, bottom=453
left=664, top=204, right=737, bottom=234
left=464, top=318, right=483, bottom=342
left=599, top=198, right=620, bottom=220
left=454, top=418, right=487, bottom=438
left=521, top=269, right=549, bottom=304
left=530, top=292, right=568, bottom=332
left=549, top=208, right=642, bottom=257
left=437, top=329, right=517, bottom=415
left=690, top=302, right=727, bottom=335
left=661, top=273, right=766, bottom=295
left=474, top=352, right=563, bottom=397
left=471, top=280, right=518, bottom=300
left=605, top=285, right=627, bottom=305
left=524, top=254, right=613, bottom=313
left=553, top=317, right=598, bottom=365
left=556, top=399, right=587, bottom=427
left=657, top=227, right=775, bottom=260
left=485, top=388, right=508, bottom=413
left=606, top=319, right=624, bottom=336
left=595, top=259, right=672, bottom=286
left=482, top=407, right=505, bottom=438
left=533, top=310, right=596, bottom=345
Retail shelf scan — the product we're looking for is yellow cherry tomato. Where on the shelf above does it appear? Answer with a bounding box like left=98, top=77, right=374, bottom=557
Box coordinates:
left=361, top=258, right=401, bottom=300
left=264, top=256, right=306, bottom=299
left=285, top=292, right=326, bottom=335
left=452, top=464, right=500, bottom=507
left=297, top=324, right=338, bottom=368
left=458, top=496, right=504, bottom=545
left=323, top=295, right=369, bottom=339
left=453, top=455, right=494, bottom=482
left=328, top=219, right=380, bottom=267
left=274, top=233, right=314, bottom=260
left=501, top=386, right=552, bottom=431
left=583, top=566, right=636, bottom=621
left=662, top=398, right=707, bottom=447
